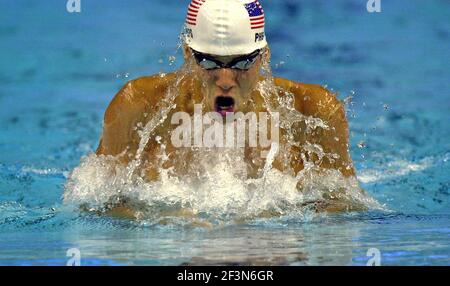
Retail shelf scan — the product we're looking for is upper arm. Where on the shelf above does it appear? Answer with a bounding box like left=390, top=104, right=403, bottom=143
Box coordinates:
left=96, top=80, right=144, bottom=158
left=294, top=84, right=355, bottom=177
left=317, top=92, right=355, bottom=176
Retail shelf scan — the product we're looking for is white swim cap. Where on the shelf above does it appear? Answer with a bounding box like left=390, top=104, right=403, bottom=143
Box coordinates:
left=183, top=0, right=268, bottom=56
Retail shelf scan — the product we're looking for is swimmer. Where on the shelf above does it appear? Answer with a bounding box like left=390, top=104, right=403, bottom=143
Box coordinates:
left=95, top=0, right=365, bottom=216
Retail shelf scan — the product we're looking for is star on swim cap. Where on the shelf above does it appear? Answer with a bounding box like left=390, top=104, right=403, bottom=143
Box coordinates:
left=183, top=0, right=268, bottom=56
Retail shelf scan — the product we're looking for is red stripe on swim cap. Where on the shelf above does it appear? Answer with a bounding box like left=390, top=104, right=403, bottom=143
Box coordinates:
left=188, top=7, right=199, bottom=13
left=250, top=15, right=265, bottom=21
left=186, top=0, right=206, bottom=25
left=251, top=20, right=265, bottom=25
left=251, top=24, right=264, bottom=29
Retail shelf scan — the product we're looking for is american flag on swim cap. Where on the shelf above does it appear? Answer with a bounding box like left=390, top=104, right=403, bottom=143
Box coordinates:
left=186, top=0, right=206, bottom=26
left=245, top=0, right=265, bottom=29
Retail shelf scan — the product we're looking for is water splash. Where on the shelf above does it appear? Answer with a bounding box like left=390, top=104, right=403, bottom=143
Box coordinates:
left=63, top=47, right=382, bottom=224
left=64, top=151, right=381, bottom=223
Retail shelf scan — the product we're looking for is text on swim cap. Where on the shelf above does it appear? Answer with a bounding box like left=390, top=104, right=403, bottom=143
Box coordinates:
left=255, top=32, right=265, bottom=43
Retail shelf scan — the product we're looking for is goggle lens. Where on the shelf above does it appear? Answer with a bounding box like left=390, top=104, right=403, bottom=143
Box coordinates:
left=192, top=49, right=261, bottom=70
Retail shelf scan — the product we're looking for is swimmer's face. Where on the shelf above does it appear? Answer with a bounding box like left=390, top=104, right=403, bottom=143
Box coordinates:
left=184, top=45, right=266, bottom=116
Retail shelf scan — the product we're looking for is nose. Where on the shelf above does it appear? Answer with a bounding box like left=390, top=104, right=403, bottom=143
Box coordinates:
left=214, top=68, right=237, bottom=93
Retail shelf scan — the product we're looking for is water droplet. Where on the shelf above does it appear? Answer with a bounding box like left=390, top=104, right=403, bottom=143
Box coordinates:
left=275, top=61, right=285, bottom=69
left=168, top=55, right=176, bottom=65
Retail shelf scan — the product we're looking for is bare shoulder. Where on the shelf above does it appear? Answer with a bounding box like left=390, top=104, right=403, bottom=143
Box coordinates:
left=97, top=72, right=177, bottom=155
left=103, top=72, right=177, bottom=125
left=127, top=72, right=177, bottom=106
left=273, top=77, right=343, bottom=120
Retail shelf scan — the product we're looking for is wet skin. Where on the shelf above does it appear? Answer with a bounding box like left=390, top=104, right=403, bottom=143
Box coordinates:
left=95, top=46, right=360, bottom=215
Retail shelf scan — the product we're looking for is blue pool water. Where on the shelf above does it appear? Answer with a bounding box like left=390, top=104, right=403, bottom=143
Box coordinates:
left=0, top=0, right=449, bottom=265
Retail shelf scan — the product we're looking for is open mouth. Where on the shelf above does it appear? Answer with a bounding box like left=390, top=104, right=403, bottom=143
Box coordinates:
left=215, top=96, right=235, bottom=116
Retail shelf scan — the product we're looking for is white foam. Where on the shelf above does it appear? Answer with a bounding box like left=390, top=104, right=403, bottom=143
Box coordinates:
left=358, top=157, right=433, bottom=184
left=63, top=149, right=382, bottom=221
